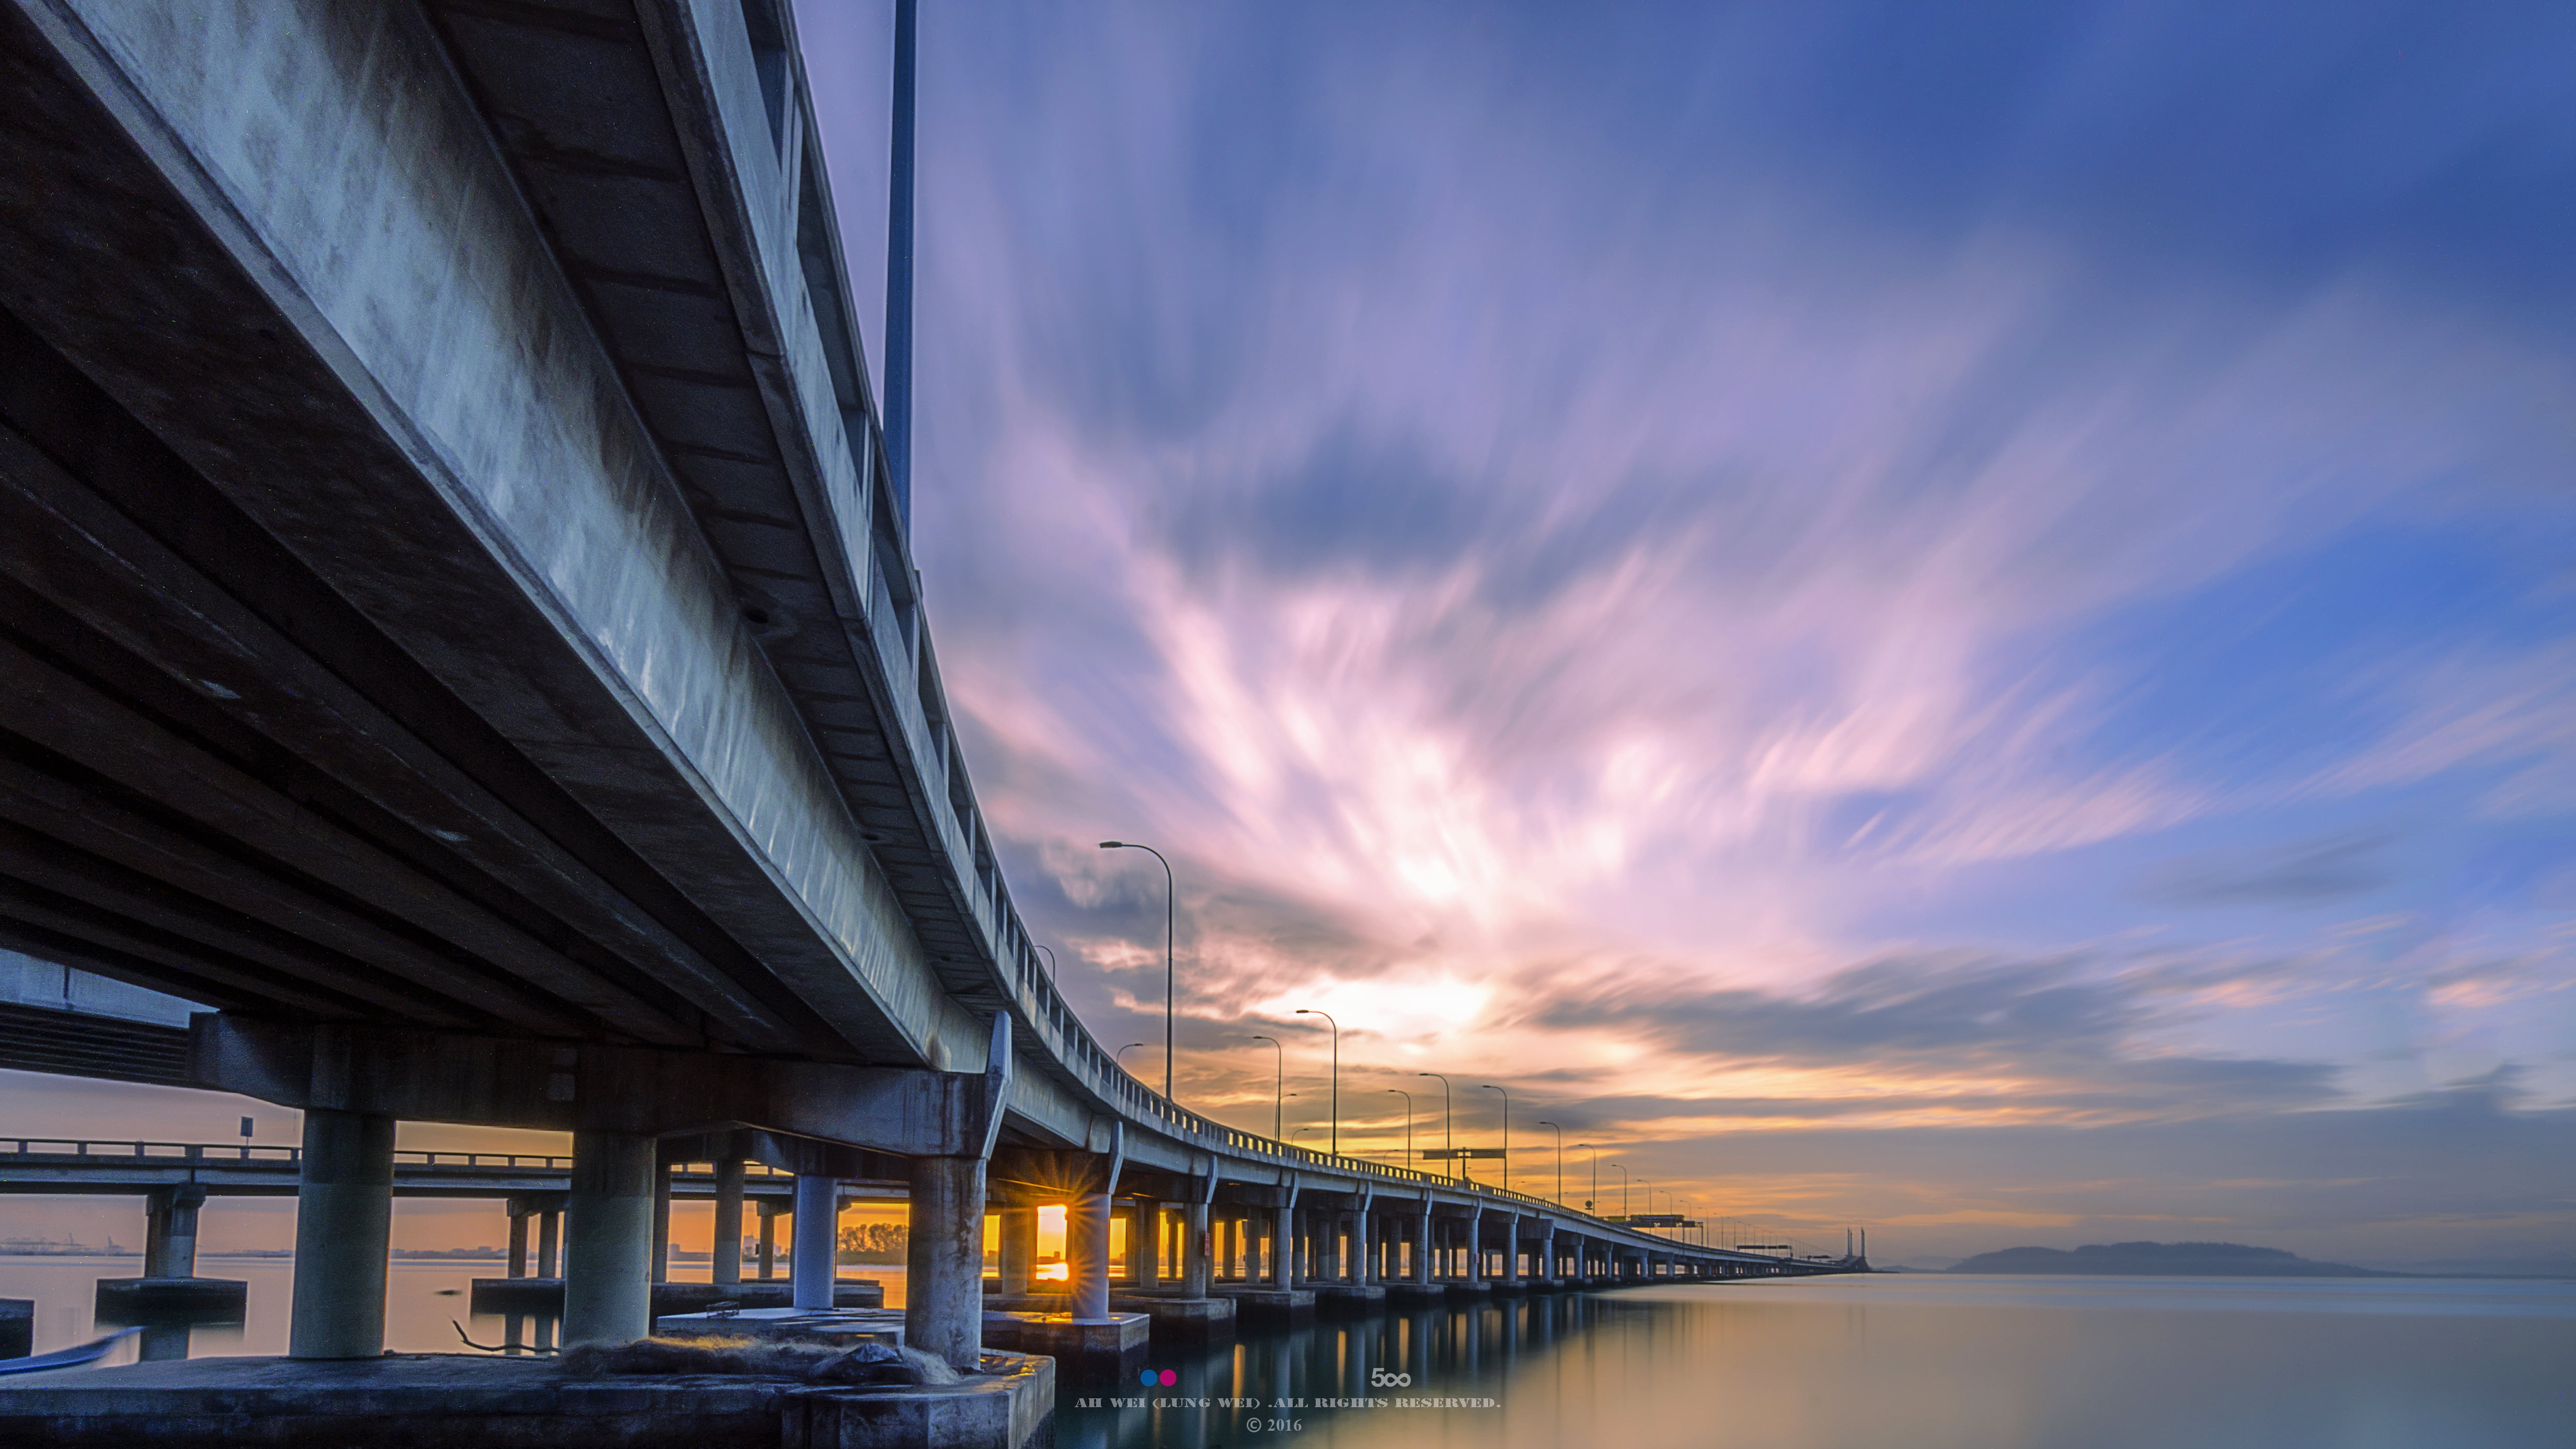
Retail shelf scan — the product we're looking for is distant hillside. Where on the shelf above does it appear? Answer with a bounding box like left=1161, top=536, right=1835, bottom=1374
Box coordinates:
left=1950, top=1241, right=2404, bottom=1278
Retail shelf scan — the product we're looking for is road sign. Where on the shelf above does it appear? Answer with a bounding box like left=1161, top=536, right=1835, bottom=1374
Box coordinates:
left=1418, top=1148, right=1506, bottom=1160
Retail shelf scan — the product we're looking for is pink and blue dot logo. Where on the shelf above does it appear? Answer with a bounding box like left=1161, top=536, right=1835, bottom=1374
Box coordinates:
left=1140, top=1368, right=1177, bottom=1387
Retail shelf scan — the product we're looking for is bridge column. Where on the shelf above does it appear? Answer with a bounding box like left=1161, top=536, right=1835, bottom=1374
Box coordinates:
left=1134, top=1197, right=1161, bottom=1289
left=1499, top=1213, right=1520, bottom=1286
left=1182, top=1178, right=1215, bottom=1296
left=710, top=1158, right=745, bottom=1287
left=649, top=1148, right=673, bottom=1284
left=538, top=1203, right=561, bottom=1278
left=1350, top=1202, right=1372, bottom=1284
left=143, top=1183, right=207, bottom=1279
left=1414, top=1202, right=1434, bottom=1285
left=1270, top=1185, right=1298, bottom=1290
left=756, top=1199, right=783, bottom=1279
left=508, top=1203, right=530, bottom=1278
left=1464, top=1206, right=1486, bottom=1287
left=1070, top=1188, right=1112, bottom=1321
left=288, top=1108, right=394, bottom=1359
left=905, top=1153, right=990, bottom=1371
left=790, top=1174, right=839, bottom=1310
left=998, top=1201, right=1037, bottom=1297
left=1537, top=1227, right=1555, bottom=1285
left=564, top=1130, right=655, bottom=1346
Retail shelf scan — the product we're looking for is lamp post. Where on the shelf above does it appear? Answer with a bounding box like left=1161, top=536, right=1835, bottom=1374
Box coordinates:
left=1385, top=1089, right=1412, bottom=1170
left=1033, top=944, right=1055, bottom=984
left=1607, top=1163, right=1629, bottom=1220
left=1247, top=1036, right=1284, bottom=1140
left=1535, top=1121, right=1563, bottom=1206
left=1116, top=1043, right=1149, bottom=1077
left=1479, top=1085, right=1510, bottom=1193
left=1417, top=1073, right=1454, bottom=1180
left=1097, top=841, right=1175, bottom=1098
left=1576, top=1143, right=1596, bottom=1212
left=1294, top=1009, right=1339, bottom=1156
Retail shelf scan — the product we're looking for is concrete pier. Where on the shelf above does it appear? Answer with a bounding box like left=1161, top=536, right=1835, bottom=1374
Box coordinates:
left=1068, top=1189, right=1111, bottom=1321
left=790, top=1175, right=837, bottom=1312
left=711, top=1158, right=746, bottom=1287
left=904, top=1154, right=987, bottom=1370
left=997, top=1203, right=1036, bottom=1297
left=288, top=1108, right=393, bottom=1360
left=562, top=1130, right=655, bottom=1346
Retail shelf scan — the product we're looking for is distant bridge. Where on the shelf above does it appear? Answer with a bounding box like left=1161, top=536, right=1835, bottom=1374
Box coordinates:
left=0, top=0, right=1836, bottom=1368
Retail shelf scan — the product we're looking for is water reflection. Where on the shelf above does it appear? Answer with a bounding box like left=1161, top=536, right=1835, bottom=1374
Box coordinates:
left=1058, top=1279, right=2576, bottom=1449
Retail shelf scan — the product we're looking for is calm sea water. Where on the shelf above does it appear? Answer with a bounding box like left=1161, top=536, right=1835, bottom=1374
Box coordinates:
left=4, top=1260, right=2567, bottom=1447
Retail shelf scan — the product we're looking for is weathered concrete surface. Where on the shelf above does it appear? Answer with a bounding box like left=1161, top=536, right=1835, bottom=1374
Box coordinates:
left=0, top=1350, right=1053, bottom=1448
left=1107, top=1292, right=1236, bottom=1338
left=473, top=1279, right=884, bottom=1316
left=1210, top=1286, right=1316, bottom=1323
left=1313, top=1284, right=1387, bottom=1314
left=779, top=1352, right=1052, bottom=1449
left=978, top=1310, right=1147, bottom=1384
left=655, top=1307, right=906, bottom=1347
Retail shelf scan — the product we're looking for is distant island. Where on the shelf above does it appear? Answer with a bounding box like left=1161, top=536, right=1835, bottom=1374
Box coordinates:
left=1950, top=1241, right=2404, bottom=1278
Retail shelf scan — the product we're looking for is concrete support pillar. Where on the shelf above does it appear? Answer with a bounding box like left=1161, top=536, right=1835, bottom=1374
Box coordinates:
left=710, top=1158, right=745, bottom=1286
left=1070, top=1188, right=1112, bottom=1321
left=1270, top=1195, right=1296, bottom=1289
left=756, top=1199, right=781, bottom=1279
left=1350, top=1205, right=1372, bottom=1284
left=1414, top=1207, right=1434, bottom=1285
left=1538, top=1230, right=1555, bottom=1284
left=1500, top=1214, right=1520, bottom=1285
left=288, top=1108, right=394, bottom=1359
left=538, top=1208, right=561, bottom=1278
left=906, top=1155, right=989, bottom=1371
left=999, top=1202, right=1037, bottom=1296
left=508, top=1205, right=530, bottom=1278
left=790, top=1175, right=838, bottom=1310
left=563, top=1130, right=656, bottom=1346
left=650, top=1152, right=673, bottom=1285
left=1464, top=1209, right=1486, bottom=1286
left=143, top=1183, right=206, bottom=1279
left=1183, top=1198, right=1213, bottom=1296
left=1134, top=1199, right=1161, bottom=1288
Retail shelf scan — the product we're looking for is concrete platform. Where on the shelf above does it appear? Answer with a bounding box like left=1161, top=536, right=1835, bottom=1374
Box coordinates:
left=1384, top=1283, right=1448, bottom=1305
left=1441, top=1280, right=1493, bottom=1300
left=0, top=1350, right=1052, bottom=1448
left=1312, top=1284, right=1387, bottom=1314
left=1108, top=1293, right=1236, bottom=1339
left=656, top=1306, right=907, bottom=1348
left=1209, top=1286, right=1316, bottom=1323
left=1488, top=1280, right=1531, bottom=1296
left=470, top=1279, right=883, bottom=1316
left=978, top=1312, right=1148, bottom=1385
left=93, top=1278, right=248, bottom=1320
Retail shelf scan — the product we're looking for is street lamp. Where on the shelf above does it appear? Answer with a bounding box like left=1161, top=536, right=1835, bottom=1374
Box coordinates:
left=1535, top=1121, right=1563, bottom=1206
left=1479, top=1085, right=1510, bottom=1193
left=1385, top=1089, right=1413, bottom=1170
left=1607, top=1163, right=1629, bottom=1220
left=1097, top=841, right=1175, bottom=1098
left=1246, top=1036, right=1284, bottom=1140
left=1417, top=1073, right=1454, bottom=1180
left=1116, top=1043, right=1149, bottom=1077
left=1033, top=944, right=1055, bottom=984
left=1575, top=1143, right=1596, bottom=1211
left=1294, top=1009, right=1339, bottom=1156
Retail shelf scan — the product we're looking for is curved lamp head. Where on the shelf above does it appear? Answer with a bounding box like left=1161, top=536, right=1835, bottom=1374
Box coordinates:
left=1097, top=840, right=1123, bottom=848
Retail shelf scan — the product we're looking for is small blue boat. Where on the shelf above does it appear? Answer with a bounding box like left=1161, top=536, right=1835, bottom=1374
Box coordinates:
left=0, top=1327, right=140, bottom=1375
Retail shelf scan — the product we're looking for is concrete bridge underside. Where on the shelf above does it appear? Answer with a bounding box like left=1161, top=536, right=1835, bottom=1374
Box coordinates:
left=0, top=0, right=1815, bottom=1370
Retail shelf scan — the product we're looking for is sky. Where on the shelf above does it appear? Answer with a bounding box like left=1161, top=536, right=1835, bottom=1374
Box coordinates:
left=789, top=0, right=2576, bottom=1269
left=7, top=1, right=2573, bottom=1271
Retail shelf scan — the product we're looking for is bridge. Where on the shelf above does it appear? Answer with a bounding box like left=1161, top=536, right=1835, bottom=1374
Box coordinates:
left=0, top=0, right=1832, bottom=1373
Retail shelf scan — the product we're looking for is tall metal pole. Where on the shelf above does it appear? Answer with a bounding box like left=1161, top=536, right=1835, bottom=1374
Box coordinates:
left=883, top=0, right=918, bottom=526
left=1385, top=1089, right=1412, bottom=1170
left=1295, top=1010, right=1338, bottom=1156
left=1098, top=842, right=1175, bottom=1098
left=1479, top=1085, right=1509, bottom=1193
left=1576, top=1143, right=1595, bottom=1212
left=1608, top=1163, right=1629, bottom=1220
left=1417, top=1074, right=1453, bottom=1180
left=1536, top=1121, right=1562, bottom=1206
left=1248, top=1036, right=1284, bottom=1139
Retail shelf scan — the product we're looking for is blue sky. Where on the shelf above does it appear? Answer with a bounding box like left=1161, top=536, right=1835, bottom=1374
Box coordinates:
left=783, top=0, right=2576, bottom=1264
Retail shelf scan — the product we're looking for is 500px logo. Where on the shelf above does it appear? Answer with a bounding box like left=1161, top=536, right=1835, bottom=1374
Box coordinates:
left=1368, top=1367, right=1413, bottom=1388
